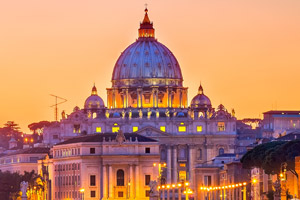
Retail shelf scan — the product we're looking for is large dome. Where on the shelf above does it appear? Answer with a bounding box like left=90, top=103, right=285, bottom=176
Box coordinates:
left=111, top=9, right=183, bottom=88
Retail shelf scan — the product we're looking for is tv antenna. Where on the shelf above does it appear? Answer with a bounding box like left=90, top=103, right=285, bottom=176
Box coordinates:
left=50, top=94, right=67, bottom=121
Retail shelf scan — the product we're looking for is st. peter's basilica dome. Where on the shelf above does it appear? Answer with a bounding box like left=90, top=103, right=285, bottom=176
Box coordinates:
left=111, top=8, right=183, bottom=88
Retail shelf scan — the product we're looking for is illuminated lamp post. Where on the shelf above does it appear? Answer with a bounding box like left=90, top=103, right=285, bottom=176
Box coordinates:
left=242, top=182, right=247, bottom=200
left=153, top=162, right=167, bottom=200
left=178, top=183, right=182, bottom=200
left=80, top=188, right=85, bottom=200
left=167, top=185, right=170, bottom=200
left=172, top=184, right=176, bottom=200
left=162, top=185, right=166, bottom=200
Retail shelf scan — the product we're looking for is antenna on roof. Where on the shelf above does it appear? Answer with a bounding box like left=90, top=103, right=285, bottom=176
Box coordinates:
left=50, top=94, right=67, bottom=121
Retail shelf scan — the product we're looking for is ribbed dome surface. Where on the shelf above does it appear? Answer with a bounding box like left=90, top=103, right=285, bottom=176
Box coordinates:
left=84, top=95, right=105, bottom=109
left=191, top=94, right=211, bottom=107
left=112, top=38, right=183, bottom=87
left=190, top=85, right=212, bottom=108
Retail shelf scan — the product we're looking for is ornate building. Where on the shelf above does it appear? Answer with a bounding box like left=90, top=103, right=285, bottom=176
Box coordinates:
left=43, top=8, right=238, bottom=200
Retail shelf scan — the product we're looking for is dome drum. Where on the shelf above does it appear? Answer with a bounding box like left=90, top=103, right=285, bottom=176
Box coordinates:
left=112, top=78, right=183, bottom=88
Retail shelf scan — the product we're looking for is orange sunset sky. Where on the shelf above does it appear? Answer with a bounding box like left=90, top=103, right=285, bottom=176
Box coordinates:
left=1, top=0, right=300, bottom=132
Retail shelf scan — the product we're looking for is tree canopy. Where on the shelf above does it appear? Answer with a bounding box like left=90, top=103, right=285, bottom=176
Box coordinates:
left=240, top=140, right=300, bottom=175
left=0, top=170, right=43, bottom=200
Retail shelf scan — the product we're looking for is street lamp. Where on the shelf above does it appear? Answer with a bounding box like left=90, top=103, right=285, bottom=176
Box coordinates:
left=80, top=188, right=85, bottom=200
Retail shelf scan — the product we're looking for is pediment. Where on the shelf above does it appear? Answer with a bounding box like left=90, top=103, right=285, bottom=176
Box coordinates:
left=136, top=126, right=171, bottom=137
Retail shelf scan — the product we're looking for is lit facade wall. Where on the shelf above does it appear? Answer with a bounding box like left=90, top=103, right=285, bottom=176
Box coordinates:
left=49, top=137, right=160, bottom=200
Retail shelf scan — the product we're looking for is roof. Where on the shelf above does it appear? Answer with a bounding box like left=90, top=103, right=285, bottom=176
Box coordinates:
left=215, top=153, right=236, bottom=158
left=276, top=131, right=300, bottom=141
left=56, top=133, right=157, bottom=146
left=263, top=110, right=300, bottom=115
left=0, top=147, right=50, bottom=157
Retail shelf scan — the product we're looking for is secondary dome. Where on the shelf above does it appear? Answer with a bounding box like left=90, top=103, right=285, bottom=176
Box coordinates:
left=191, top=84, right=212, bottom=109
left=84, top=85, right=105, bottom=109
left=111, top=8, right=183, bottom=88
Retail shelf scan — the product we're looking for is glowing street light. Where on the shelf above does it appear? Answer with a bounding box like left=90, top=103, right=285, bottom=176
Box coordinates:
left=80, top=188, right=85, bottom=200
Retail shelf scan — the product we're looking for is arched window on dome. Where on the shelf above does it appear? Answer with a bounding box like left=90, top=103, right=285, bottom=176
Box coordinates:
left=199, top=112, right=204, bottom=118
left=93, top=113, right=97, bottom=119
left=219, top=148, right=225, bottom=156
left=116, top=169, right=125, bottom=186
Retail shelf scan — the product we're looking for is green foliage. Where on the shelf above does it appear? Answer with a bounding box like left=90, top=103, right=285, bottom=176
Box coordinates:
left=0, top=121, right=23, bottom=149
left=0, top=170, right=22, bottom=200
left=0, top=170, right=42, bottom=200
left=28, top=121, right=53, bottom=135
left=241, top=140, right=300, bottom=175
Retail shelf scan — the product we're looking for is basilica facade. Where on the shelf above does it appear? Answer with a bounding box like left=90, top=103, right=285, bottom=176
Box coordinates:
left=42, top=8, right=238, bottom=200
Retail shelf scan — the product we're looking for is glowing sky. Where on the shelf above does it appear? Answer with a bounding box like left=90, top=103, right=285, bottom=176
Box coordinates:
left=1, top=0, right=300, bottom=132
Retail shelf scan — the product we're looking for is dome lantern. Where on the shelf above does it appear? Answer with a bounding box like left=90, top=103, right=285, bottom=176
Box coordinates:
left=91, top=84, right=97, bottom=96
left=138, top=8, right=155, bottom=38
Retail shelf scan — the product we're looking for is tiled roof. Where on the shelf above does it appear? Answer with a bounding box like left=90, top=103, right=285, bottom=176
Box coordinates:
left=276, top=131, right=300, bottom=141
left=264, top=110, right=300, bottom=115
left=215, top=153, right=236, bottom=158
left=56, top=133, right=157, bottom=146
left=0, top=147, right=50, bottom=157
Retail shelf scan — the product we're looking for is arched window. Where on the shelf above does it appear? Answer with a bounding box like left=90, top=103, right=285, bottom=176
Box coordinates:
left=117, top=169, right=125, bottom=186
left=93, top=112, right=97, bottom=119
left=219, top=148, right=224, bottom=155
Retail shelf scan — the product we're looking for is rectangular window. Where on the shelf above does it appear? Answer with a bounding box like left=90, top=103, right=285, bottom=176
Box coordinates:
left=178, top=126, right=186, bottom=132
left=133, top=126, right=138, bottom=132
left=179, top=171, right=186, bottom=181
left=90, top=175, right=96, bottom=186
left=112, top=127, right=120, bottom=133
left=197, top=126, right=203, bottom=132
left=96, top=127, right=102, bottom=133
left=145, top=147, right=150, bottom=154
left=118, top=192, right=124, bottom=197
left=29, top=157, right=39, bottom=162
left=160, top=126, right=166, bottom=132
left=91, top=191, right=96, bottom=197
left=90, top=148, right=96, bottom=154
left=218, top=122, right=225, bottom=132
left=179, top=163, right=186, bottom=167
left=145, top=190, right=150, bottom=197
left=145, top=175, right=151, bottom=185
left=204, top=175, right=212, bottom=186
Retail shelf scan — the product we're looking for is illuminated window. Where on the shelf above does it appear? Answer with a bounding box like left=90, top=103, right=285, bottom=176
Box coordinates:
left=197, top=126, right=203, bottom=132
left=179, top=171, right=186, bottom=181
left=96, top=127, right=102, bottom=133
left=179, top=163, right=186, bottom=167
left=160, top=126, right=166, bottom=132
left=178, top=126, right=186, bottom=132
left=112, top=127, right=120, bottom=133
left=133, top=126, right=138, bottom=132
left=217, top=122, right=225, bottom=132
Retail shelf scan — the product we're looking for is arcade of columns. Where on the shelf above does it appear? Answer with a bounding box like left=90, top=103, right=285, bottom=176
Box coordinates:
left=107, top=87, right=188, bottom=109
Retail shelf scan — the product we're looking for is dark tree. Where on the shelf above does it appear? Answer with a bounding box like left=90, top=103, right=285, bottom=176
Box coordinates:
left=0, top=170, right=22, bottom=200
left=241, top=140, right=300, bottom=176
left=0, top=121, right=23, bottom=149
